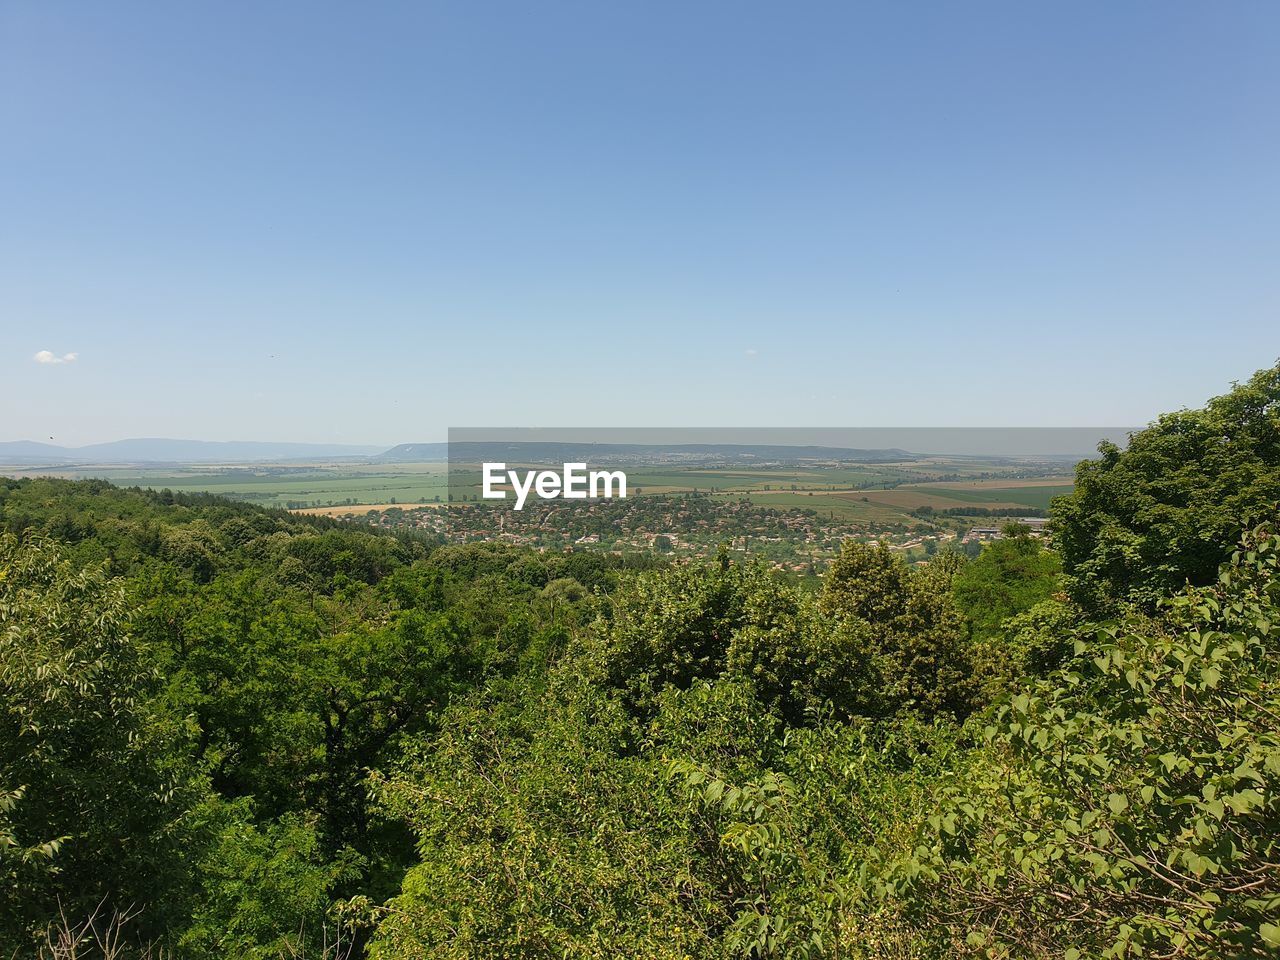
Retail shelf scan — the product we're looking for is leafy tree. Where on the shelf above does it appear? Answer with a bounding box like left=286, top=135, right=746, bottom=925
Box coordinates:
left=821, top=542, right=975, bottom=718
left=583, top=553, right=793, bottom=714
left=668, top=713, right=954, bottom=959
left=952, top=529, right=1061, bottom=642
left=890, top=525, right=1280, bottom=958
left=585, top=553, right=879, bottom=724
left=0, top=535, right=206, bottom=943
left=952, top=532, right=1065, bottom=701
left=370, top=679, right=734, bottom=959
left=179, top=806, right=363, bottom=959
left=1053, top=362, right=1280, bottom=613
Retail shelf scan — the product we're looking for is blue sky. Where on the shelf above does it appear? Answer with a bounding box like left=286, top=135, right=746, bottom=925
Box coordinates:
left=2, top=2, right=1277, bottom=445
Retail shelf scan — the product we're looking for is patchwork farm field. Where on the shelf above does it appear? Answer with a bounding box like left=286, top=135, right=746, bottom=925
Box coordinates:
left=648, top=466, right=918, bottom=490
left=731, top=479, right=1072, bottom=522
left=0, top=457, right=1074, bottom=520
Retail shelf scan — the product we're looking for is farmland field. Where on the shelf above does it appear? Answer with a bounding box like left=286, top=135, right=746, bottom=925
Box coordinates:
left=0, top=462, right=451, bottom=510
left=902, top=482, right=1075, bottom=510
left=0, top=457, right=1074, bottom=520
left=722, top=491, right=906, bottom=522
left=733, top=480, right=1070, bottom=522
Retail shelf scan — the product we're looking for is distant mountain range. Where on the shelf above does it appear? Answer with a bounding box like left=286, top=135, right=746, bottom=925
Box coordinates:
left=377, top=443, right=450, bottom=462
left=0, top=433, right=1123, bottom=466
left=383, top=442, right=915, bottom=464
left=0, top=439, right=387, bottom=464
left=0, top=438, right=915, bottom=466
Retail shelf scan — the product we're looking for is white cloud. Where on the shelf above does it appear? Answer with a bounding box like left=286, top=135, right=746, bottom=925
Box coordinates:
left=34, top=350, right=78, bottom=365
left=744, top=348, right=758, bottom=357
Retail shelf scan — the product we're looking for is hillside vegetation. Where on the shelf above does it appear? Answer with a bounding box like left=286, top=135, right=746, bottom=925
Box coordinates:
left=2, top=364, right=1278, bottom=959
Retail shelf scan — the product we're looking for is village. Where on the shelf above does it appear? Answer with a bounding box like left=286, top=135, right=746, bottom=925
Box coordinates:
left=330, top=493, right=1050, bottom=573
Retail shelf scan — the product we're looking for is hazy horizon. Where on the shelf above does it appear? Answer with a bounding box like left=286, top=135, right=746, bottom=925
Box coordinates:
left=4, top=2, right=1278, bottom=445
left=2, top=427, right=1136, bottom=462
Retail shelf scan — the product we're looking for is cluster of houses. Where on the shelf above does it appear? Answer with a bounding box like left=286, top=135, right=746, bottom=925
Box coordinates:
left=962, top=516, right=1051, bottom=542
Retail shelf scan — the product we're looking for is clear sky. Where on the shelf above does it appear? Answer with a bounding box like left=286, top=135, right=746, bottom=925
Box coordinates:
left=2, top=2, right=1277, bottom=446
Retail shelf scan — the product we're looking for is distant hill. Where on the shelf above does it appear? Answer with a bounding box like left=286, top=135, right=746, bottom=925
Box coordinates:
left=0, top=438, right=387, bottom=464
left=376, top=441, right=914, bottom=464
left=377, top=443, right=451, bottom=462
left=0, top=441, right=68, bottom=459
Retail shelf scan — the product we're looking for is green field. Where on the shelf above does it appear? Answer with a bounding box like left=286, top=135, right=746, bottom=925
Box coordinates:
left=900, top=483, right=1075, bottom=510
left=0, top=458, right=1073, bottom=519
left=636, top=466, right=917, bottom=490
left=1, top=463, right=451, bottom=510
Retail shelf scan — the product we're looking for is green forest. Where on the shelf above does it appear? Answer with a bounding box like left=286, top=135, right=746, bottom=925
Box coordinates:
left=3, top=365, right=1279, bottom=959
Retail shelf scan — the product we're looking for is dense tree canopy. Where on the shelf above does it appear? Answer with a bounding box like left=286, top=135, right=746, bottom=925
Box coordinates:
left=2, top=365, right=1279, bottom=958
left=0, top=534, right=204, bottom=940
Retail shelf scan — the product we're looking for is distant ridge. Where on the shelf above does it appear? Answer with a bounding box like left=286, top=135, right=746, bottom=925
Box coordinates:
left=0, top=438, right=387, bottom=464
left=377, top=443, right=450, bottom=462
left=376, top=441, right=914, bottom=463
